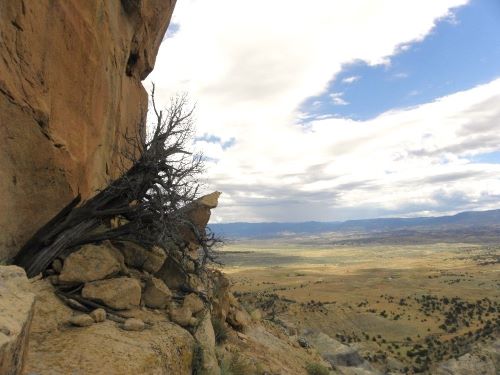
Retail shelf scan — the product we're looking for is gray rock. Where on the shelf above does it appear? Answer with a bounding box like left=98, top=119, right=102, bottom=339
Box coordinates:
left=304, top=331, right=367, bottom=368
left=82, top=277, right=141, bottom=310
left=298, top=337, right=310, bottom=348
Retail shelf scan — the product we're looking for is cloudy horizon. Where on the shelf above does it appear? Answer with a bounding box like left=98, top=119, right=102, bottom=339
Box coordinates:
left=147, top=0, right=500, bottom=223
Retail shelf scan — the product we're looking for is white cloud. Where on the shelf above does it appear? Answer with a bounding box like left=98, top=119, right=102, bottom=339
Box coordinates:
left=143, top=0, right=500, bottom=223
left=329, top=92, right=349, bottom=106
left=342, top=76, right=361, bottom=84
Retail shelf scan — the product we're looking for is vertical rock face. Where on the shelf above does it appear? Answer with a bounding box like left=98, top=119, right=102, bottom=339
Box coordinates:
left=0, top=266, right=35, bottom=375
left=0, top=0, right=176, bottom=261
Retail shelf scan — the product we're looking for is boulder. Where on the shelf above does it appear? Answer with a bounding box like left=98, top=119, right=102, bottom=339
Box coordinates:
left=187, top=274, right=206, bottom=293
left=227, top=308, right=251, bottom=332
left=210, top=271, right=231, bottom=321
left=122, top=318, right=145, bottom=332
left=59, top=243, right=124, bottom=283
left=0, top=266, right=35, bottom=375
left=113, top=241, right=166, bottom=274
left=142, top=277, right=172, bottom=309
left=169, top=306, right=194, bottom=327
left=178, top=192, right=221, bottom=256
left=69, top=314, right=94, bottom=327
left=89, top=308, right=107, bottom=323
left=183, top=293, right=205, bottom=315
left=156, top=257, right=187, bottom=290
left=194, top=312, right=220, bottom=375
left=82, top=277, right=141, bottom=310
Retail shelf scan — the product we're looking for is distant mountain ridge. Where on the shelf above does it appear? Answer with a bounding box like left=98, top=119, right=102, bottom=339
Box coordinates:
left=209, top=209, right=500, bottom=238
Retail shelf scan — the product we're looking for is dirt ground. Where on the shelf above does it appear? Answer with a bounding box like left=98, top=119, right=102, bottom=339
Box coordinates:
left=219, top=240, right=500, bottom=372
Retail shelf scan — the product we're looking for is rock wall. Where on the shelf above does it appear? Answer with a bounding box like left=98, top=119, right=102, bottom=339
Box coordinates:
left=0, top=0, right=176, bottom=261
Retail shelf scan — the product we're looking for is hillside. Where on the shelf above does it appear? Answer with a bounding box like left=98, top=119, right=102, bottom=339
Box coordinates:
left=210, top=209, right=500, bottom=239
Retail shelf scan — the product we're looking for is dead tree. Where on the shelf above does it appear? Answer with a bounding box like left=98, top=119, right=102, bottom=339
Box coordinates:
left=14, top=87, right=219, bottom=278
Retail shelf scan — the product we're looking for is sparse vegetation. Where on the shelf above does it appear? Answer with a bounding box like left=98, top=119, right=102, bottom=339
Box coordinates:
left=220, top=352, right=254, bottom=375
left=219, top=240, right=499, bottom=373
left=191, top=343, right=204, bottom=375
left=305, top=362, right=330, bottom=375
left=212, top=317, right=229, bottom=344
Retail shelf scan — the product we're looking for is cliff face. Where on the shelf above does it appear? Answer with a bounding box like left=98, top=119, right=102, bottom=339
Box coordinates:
left=0, top=0, right=175, bottom=261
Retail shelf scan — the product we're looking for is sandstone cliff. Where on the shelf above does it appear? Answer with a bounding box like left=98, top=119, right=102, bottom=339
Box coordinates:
left=0, top=0, right=175, bottom=261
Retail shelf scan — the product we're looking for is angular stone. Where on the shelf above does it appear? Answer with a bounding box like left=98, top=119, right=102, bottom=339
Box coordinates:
left=198, top=192, right=221, bottom=209
left=142, top=277, right=172, bottom=309
left=178, top=192, right=221, bottom=255
left=210, top=271, right=231, bottom=321
left=82, top=277, right=141, bottom=310
left=59, top=243, right=124, bottom=283
left=187, top=274, right=206, bottom=292
left=89, top=308, right=106, bottom=323
left=113, top=241, right=166, bottom=274
left=183, top=293, right=204, bottom=315
left=155, top=257, right=186, bottom=290
left=227, top=308, right=251, bottom=332
left=169, top=306, right=193, bottom=327
left=69, top=314, right=94, bottom=327
left=122, top=318, right=145, bottom=332
left=0, top=266, right=35, bottom=375
left=194, top=312, right=220, bottom=375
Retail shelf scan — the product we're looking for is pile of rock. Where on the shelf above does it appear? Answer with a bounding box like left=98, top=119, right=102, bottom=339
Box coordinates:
left=47, top=239, right=170, bottom=330
left=0, top=191, right=258, bottom=375
left=43, top=192, right=251, bottom=336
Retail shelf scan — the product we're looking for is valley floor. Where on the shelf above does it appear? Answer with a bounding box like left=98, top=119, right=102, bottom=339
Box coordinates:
left=219, top=240, right=500, bottom=373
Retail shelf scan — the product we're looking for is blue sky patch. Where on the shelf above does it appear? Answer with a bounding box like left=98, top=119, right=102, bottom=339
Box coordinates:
left=195, top=134, right=236, bottom=150
left=302, top=0, right=500, bottom=121
left=470, top=151, right=500, bottom=164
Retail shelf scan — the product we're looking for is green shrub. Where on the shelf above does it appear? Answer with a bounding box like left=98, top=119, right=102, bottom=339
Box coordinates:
left=192, top=343, right=204, bottom=375
left=212, top=318, right=229, bottom=344
left=305, top=362, right=329, bottom=375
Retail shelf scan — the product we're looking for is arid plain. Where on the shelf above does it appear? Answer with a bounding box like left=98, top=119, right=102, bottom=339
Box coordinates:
left=219, top=237, right=500, bottom=372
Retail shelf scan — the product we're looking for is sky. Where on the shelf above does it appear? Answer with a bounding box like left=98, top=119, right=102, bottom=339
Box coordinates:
left=146, top=0, right=500, bottom=223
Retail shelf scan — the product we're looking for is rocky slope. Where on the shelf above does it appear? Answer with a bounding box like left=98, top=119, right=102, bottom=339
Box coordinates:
left=0, top=192, right=333, bottom=374
left=0, top=0, right=175, bottom=261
